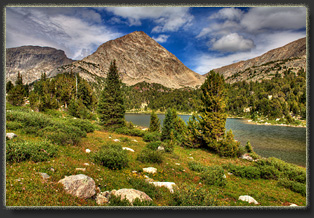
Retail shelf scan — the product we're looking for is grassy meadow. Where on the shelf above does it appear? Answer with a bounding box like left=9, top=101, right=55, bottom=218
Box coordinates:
left=5, top=104, right=307, bottom=207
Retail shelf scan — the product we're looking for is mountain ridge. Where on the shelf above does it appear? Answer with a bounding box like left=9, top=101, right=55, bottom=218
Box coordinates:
left=6, top=46, right=74, bottom=84
left=208, top=37, right=306, bottom=83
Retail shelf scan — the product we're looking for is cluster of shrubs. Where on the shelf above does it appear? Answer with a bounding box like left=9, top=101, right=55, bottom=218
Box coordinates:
left=188, top=162, right=227, bottom=187
left=6, top=109, right=96, bottom=146
left=136, top=148, right=163, bottom=164
left=169, top=183, right=217, bottom=206
left=136, top=131, right=176, bottom=164
left=223, top=157, right=306, bottom=195
left=114, top=127, right=145, bottom=137
left=91, top=143, right=129, bottom=170
left=6, top=139, right=58, bottom=163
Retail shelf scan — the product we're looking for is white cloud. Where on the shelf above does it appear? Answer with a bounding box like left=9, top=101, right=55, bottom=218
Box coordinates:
left=211, top=33, right=255, bottom=52
left=209, top=7, right=244, bottom=21
left=105, top=7, right=193, bottom=32
left=6, top=7, right=122, bottom=60
left=241, top=7, right=306, bottom=32
left=152, top=34, right=169, bottom=43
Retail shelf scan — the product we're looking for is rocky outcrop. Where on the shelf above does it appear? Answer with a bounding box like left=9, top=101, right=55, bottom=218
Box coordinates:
left=58, top=31, right=205, bottom=88
left=208, top=37, right=306, bottom=83
left=58, top=174, right=96, bottom=199
left=6, top=46, right=73, bottom=84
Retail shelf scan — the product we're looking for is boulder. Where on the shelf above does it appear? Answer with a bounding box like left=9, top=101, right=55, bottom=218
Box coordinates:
left=143, top=167, right=157, bottom=174
left=149, top=181, right=176, bottom=193
left=122, top=147, right=134, bottom=152
left=238, top=195, right=259, bottom=204
left=110, top=188, right=152, bottom=205
left=113, top=139, right=120, bottom=142
left=58, top=174, right=96, bottom=199
left=85, top=149, right=91, bottom=153
left=6, top=133, right=17, bottom=140
left=241, top=153, right=254, bottom=161
left=144, top=175, right=154, bottom=182
left=39, top=172, right=50, bottom=180
left=157, top=146, right=165, bottom=151
left=290, top=203, right=298, bottom=206
left=96, top=191, right=110, bottom=205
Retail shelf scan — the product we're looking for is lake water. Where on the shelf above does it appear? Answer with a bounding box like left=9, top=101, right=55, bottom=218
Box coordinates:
left=125, top=113, right=307, bottom=167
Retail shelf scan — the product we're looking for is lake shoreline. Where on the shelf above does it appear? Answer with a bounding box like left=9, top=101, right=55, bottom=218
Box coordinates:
left=126, top=112, right=306, bottom=128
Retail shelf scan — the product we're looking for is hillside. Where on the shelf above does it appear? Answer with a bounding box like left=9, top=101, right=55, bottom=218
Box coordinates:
left=56, top=31, right=205, bottom=89
left=209, top=38, right=306, bottom=83
left=5, top=105, right=306, bottom=207
left=6, top=46, right=73, bottom=84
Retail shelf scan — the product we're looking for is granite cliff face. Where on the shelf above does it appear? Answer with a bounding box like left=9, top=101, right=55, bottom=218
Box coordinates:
left=6, top=46, right=73, bottom=84
left=57, top=31, right=205, bottom=88
left=208, top=37, right=306, bottom=83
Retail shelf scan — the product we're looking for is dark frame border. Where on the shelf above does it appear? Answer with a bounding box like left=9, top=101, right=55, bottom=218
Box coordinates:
left=0, top=0, right=312, bottom=217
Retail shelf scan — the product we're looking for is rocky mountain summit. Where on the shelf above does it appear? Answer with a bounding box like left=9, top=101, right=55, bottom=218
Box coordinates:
left=209, top=37, right=306, bottom=83
left=57, top=31, right=205, bottom=89
left=6, top=46, right=73, bottom=84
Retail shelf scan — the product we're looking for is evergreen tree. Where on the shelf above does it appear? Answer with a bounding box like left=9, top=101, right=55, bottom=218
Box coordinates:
left=199, top=70, right=227, bottom=151
left=161, top=108, right=174, bottom=141
left=181, top=113, right=202, bottom=148
left=149, top=110, right=160, bottom=132
left=6, top=81, right=14, bottom=93
left=97, top=60, right=125, bottom=128
left=7, top=72, right=25, bottom=106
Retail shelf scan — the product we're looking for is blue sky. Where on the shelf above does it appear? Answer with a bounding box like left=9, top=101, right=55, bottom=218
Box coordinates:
left=6, top=6, right=306, bottom=75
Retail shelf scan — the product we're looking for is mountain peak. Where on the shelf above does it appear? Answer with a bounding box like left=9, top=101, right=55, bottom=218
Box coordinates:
left=61, top=32, right=204, bottom=88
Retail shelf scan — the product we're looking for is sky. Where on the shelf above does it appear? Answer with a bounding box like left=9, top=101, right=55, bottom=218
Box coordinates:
left=6, top=6, right=307, bottom=75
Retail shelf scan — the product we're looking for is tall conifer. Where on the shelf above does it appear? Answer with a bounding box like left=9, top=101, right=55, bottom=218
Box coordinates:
left=161, top=108, right=173, bottom=141
left=199, top=70, right=227, bottom=151
left=97, top=60, right=125, bottom=128
left=149, top=110, right=160, bottom=132
left=7, top=72, right=26, bottom=106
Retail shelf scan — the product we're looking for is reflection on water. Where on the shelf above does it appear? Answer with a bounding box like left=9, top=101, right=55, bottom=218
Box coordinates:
left=125, top=113, right=306, bottom=166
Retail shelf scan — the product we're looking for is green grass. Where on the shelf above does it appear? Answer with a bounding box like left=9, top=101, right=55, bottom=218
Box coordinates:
left=5, top=106, right=307, bottom=207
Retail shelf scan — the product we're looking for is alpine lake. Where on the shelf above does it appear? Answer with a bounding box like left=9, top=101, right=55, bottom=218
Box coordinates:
left=125, top=113, right=307, bottom=167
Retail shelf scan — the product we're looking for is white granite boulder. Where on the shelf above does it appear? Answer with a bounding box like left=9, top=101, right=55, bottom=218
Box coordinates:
left=110, top=188, right=152, bottom=205
left=96, top=191, right=110, bottom=205
left=6, top=133, right=17, bottom=140
left=149, top=181, right=177, bottom=193
left=241, top=153, right=254, bottom=161
left=122, top=147, right=134, bottom=152
left=157, top=145, right=165, bottom=151
left=143, top=167, right=157, bottom=174
left=58, top=174, right=96, bottom=199
left=238, top=195, right=259, bottom=204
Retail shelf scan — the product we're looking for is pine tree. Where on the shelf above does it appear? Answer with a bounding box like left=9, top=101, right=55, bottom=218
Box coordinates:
left=7, top=72, right=25, bottom=106
left=161, top=108, right=174, bottom=141
left=199, top=70, right=227, bottom=151
left=6, top=81, right=14, bottom=93
left=149, top=110, right=160, bottom=132
left=181, top=113, right=202, bottom=148
left=97, top=60, right=125, bottom=128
